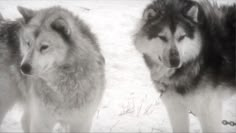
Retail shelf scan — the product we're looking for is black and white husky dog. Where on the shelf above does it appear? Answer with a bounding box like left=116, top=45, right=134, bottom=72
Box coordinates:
left=134, top=0, right=235, bottom=132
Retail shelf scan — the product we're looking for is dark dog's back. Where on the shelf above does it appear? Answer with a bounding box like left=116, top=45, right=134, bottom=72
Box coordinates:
left=199, top=2, right=235, bottom=88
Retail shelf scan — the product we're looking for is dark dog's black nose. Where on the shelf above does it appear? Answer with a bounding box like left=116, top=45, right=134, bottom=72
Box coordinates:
left=21, top=63, right=32, bottom=75
left=169, top=49, right=180, bottom=67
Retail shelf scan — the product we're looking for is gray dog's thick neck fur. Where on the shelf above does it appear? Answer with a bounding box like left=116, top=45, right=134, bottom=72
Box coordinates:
left=33, top=62, right=104, bottom=112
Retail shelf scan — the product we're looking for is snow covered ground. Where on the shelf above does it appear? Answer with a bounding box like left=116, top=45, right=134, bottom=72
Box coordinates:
left=0, top=0, right=235, bottom=132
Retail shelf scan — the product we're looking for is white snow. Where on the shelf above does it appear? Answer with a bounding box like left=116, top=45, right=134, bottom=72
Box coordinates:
left=0, top=0, right=235, bottom=132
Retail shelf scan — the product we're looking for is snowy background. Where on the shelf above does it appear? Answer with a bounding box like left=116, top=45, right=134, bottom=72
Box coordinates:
left=0, top=0, right=235, bottom=132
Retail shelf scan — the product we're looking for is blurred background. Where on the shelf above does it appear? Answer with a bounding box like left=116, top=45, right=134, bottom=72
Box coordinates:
left=0, top=0, right=235, bottom=132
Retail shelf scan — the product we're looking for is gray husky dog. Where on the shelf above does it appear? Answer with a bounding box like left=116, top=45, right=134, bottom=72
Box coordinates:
left=0, top=6, right=105, bottom=132
left=134, top=0, right=235, bottom=132
left=18, top=6, right=105, bottom=132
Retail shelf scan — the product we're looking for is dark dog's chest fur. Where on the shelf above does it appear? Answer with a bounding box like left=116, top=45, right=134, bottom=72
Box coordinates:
left=143, top=54, right=201, bottom=95
left=143, top=53, right=235, bottom=95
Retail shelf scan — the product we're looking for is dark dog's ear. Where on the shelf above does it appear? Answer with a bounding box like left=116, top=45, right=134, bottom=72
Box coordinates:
left=17, top=6, right=35, bottom=23
left=187, top=5, right=199, bottom=23
left=143, top=8, right=157, bottom=20
left=51, top=18, right=71, bottom=39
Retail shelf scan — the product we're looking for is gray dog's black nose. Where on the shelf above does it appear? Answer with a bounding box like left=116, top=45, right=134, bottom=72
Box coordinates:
left=21, top=63, right=32, bottom=75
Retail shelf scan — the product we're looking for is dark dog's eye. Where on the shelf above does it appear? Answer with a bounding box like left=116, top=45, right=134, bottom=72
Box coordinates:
left=40, top=45, right=49, bottom=52
left=178, top=35, right=186, bottom=42
left=158, top=35, right=167, bottom=42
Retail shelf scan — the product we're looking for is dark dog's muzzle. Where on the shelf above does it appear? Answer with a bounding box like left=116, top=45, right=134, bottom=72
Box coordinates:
left=162, top=48, right=181, bottom=68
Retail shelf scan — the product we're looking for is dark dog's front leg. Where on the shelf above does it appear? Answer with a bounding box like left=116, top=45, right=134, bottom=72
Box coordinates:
left=161, top=90, right=190, bottom=132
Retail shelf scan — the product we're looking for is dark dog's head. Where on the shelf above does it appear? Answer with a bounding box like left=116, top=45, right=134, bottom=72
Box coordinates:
left=135, top=0, right=203, bottom=68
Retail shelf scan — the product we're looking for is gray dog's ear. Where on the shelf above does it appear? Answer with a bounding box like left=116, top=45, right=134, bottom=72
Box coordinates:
left=51, top=18, right=71, bottom=39
left=187, top=5, right=199, bottom=23
left=143, top=8, right=156, bottom=20
left=17, top=6, right=35, bottom=23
